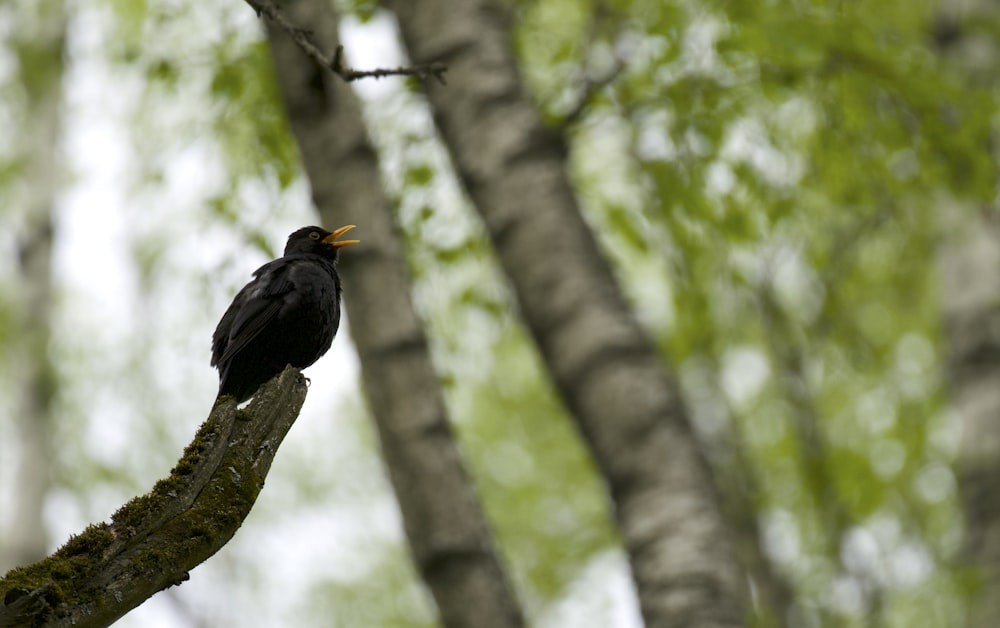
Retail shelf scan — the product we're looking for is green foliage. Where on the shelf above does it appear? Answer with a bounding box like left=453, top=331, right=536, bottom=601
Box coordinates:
left=5, top=0, right=994, bottom=625
left=308, top=547, right=436, bottom=628
left=101, top=0, right=301, bottom=238
left=102, top=0, right=149, bottom=50
left=516, top=0, right=994, bottom=624
left=337, top=0, right=379, bottom=23
left=456, top=326, right=618, bottom=604
left=207, top=39, right=300, bottom=190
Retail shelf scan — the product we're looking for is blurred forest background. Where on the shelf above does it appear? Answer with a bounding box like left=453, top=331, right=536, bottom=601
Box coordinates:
left=1, top=0, right=998, bottom=626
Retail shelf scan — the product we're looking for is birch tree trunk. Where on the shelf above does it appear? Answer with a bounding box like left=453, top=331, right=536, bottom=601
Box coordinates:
left=263, top=3, right=526, bottom=627
left=380, top=1, right=748, bottom=625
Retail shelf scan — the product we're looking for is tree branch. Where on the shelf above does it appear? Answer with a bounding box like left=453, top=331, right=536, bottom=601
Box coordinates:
left=0, top=367, right=308, bottom=628
left=244, top=0, right=447, bottom=84
left=557, top=60, right=623, bottom=130
left=555, top=2, right=624, bottom=130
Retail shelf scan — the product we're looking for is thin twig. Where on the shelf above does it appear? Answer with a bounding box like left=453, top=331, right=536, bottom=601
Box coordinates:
left=560, top=61, right=624, bottom=128
left=244, top=0, right=447, bottom=84
left=557, top=2, right=624, bottom=129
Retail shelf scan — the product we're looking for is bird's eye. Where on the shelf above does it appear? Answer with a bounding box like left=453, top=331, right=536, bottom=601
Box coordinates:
left=309, top=232, right=320, bottom=240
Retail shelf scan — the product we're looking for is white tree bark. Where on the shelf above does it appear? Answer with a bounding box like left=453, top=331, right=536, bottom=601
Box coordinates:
left=262, top=3, right=526, bottom=627
left=380, top=1, right=748, bottom=625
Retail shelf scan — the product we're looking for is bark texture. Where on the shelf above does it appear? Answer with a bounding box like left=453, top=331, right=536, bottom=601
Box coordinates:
left=381, top=1, right=747, bottom=626
left=263, top=3, right=525, bottom=628
left=0, top=367, right=308, bottom=628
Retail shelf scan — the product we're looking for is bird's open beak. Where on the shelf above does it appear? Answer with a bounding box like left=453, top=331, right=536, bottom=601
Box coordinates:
left=323, top=224, right=360, bottom=248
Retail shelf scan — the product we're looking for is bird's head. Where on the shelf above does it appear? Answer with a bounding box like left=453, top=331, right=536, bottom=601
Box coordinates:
left=284, top=225, right=360, bottom=258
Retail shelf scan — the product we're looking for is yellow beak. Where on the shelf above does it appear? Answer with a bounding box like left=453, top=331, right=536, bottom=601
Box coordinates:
left=323, top=224, right=360, bottom=248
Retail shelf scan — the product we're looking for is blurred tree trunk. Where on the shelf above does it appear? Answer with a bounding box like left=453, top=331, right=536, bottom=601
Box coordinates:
left=0, top=0, right=66, bottom=574
left=263, top=3, right=525, bottom=628
left=940, top=207, right=1000, bottom=627
left=380, top=1, right=747, bottom=626
left=932, top=2, right=1000, bottom=625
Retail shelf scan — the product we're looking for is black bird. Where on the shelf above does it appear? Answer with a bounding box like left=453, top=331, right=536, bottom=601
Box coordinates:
left=211, top=225, right=359, bottom=402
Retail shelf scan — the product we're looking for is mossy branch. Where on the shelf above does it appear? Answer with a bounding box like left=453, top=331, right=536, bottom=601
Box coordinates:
left=0, top=366, right=309, bottom=628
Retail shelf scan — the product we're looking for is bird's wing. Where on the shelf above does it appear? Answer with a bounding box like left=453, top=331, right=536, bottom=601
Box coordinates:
left=211, top=259, right=299, bottom=369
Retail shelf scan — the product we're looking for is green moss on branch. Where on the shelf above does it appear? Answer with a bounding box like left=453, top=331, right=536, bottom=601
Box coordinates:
left=0, top=367, right=308, bottom=628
